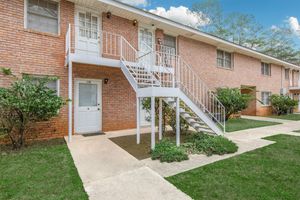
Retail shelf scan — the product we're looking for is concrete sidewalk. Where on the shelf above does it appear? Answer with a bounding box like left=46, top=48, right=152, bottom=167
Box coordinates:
left=66, top=117, right=300, bottom=199
left=144, top=118, right=300, bottom=177
left=66, top=134, right=191, bottom=200
left=241, top=115, right=293, bottom=123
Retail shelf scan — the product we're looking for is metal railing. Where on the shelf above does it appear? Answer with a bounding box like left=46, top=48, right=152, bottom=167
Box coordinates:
left=65, top=25, right=225, bottom=131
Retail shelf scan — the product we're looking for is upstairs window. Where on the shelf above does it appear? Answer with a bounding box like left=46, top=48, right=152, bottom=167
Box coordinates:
left=261, top=91, right=271, bottom=106
left=285, top=68, right=290, bottom=80
left=162, top=34, right=176, bottom=54
left=217, top=50, right=232, bottom=69
left=261, top=62, right=271, bottom=76
left=26, top=0, right=59, bottom=34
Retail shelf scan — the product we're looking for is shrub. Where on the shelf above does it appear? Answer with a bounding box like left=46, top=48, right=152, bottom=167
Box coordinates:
left=270, top=94, right=298, bottom=115
left=216, top=88, right=252, bottom=120
left=142, top=98, right=189, bottom=134
left=151, top=139, right=189, bottom=163
left=0, top=75, right=65, bottom=149
left=186, top=133, right=238, bottom=156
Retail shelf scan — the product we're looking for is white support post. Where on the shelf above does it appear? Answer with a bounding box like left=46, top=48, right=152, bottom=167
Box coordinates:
left=151, top=96, right=155, bottom=150
left=158, top=98, right=163, bottom=140
left=176, top=97, right=180, bottom=147
left=136, top=97, right=141, bottom=144
left=68, top=61, right=73, bottom=143
left=298, top=95, right=300, bottom=112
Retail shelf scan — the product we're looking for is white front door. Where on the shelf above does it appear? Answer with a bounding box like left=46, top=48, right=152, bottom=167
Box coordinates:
left=77, top=10, right=100, bottom=56
left=75, top=79, right=102, bottom=134
left=138, top=27, right=154, bottom=53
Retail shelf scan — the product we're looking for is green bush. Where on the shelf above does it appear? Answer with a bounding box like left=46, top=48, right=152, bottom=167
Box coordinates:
left=142, top=98, right=189, bottom=134
left=151, top=139, right=189, bottom=163
left=186, top=133, right=238, bottom=156
left=0, top=75, right=65, bottom=149
left=270, top=94, right=298, bottom=115
left=216, top=87, right=252, bottom=120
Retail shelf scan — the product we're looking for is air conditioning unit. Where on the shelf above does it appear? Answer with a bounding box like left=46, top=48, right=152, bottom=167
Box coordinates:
left=280, top=88, right=287, bottom=95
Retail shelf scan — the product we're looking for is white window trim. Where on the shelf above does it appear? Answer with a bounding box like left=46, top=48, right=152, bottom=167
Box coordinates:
left=24, top=0, right=61, bottom=35
left=285, top=68, right=290, bottom=80
left=261, top=62, right=271, bottom=76
left=216, top=49, right=233, bottom=69
left=26, top=74, right=60, bottom=96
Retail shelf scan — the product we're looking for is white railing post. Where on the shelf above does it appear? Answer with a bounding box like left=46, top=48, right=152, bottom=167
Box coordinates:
left=120, top=36, right=123, bottom=59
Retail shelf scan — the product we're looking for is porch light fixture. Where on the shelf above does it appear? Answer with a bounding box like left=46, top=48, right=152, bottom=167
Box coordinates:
left=133, top=19, right=138, bottom=26
left=157, top=38, right=162, bottom=45
left=106, top=12, right=112, bottom=19
left=104, top=78, right=109, bottom=84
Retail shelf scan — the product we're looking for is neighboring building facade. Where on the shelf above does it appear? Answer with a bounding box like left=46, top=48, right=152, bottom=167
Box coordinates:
left=0, top=0, right=299, bottom=140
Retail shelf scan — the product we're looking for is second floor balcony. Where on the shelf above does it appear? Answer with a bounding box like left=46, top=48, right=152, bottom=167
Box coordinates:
left=65, top=24, right=177, bottom=69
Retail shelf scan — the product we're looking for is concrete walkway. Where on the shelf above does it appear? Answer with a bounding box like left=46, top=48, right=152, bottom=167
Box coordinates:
left=66, top=134, right=191, bottom=200
left=66, top=117, right=300, bottom=199
left=241, top=115, right=292, bottom=123
left=143, top=117, right=300, bottom=177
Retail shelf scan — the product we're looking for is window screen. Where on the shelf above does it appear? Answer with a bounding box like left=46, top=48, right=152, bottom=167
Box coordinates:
left=27, top=0, right=59, bottom=34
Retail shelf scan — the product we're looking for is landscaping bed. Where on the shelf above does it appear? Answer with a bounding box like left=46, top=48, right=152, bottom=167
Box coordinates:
left=225, top=118, right=281, bottom=132
left=0, top=139, right=88, bottom=200
left=167, top=135, right=300, bottom=200
left=110, top=131, right=238, bottom=162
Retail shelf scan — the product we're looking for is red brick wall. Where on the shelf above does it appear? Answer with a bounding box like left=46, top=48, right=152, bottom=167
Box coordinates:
left=102, top=12, right=138, bottom=49
left=177, top=36, right=284, bottom=116
left=73, top=64, right=136, bottom=131
left=0, top=0, right=74, bottom=140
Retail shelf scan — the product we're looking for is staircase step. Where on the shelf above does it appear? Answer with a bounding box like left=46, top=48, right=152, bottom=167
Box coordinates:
left=196, top=127, right=215, bottom=134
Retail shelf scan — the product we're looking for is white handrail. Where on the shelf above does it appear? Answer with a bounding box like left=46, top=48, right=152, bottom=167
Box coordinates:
left=149, top=50, right=226, bottom=131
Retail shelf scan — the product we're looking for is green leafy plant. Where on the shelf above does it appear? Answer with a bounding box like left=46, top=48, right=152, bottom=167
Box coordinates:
left=216, top=87, right=252, bottom=120
left=142, top=98, right=189, bottom=134
left=270, top=94, right=298, bottom=115
left=0, top=75, right=65, bottom=149
left=1, top=68, right=13, bottom=76
left=151, top=139, right=189, bottom=163
left=185, top=133, right=238, bottom=156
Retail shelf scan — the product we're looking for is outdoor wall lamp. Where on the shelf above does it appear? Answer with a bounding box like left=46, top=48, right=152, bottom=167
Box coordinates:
left=157, top=38, right=162, bottom=45
left=133, top=19, right=138, bottom=26
left=104, top=78, right=109, bottom=84
left=106, top=12, right=112, bottom=19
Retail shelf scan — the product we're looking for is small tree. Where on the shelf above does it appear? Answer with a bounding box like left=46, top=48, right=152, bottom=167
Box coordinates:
left=270, top=94, right=298, bottom=115
left=216, top=88, right=252, bottom=120
left=141, top=98, right=189, bottom=134
left=0, top=74, right=65, bottom=149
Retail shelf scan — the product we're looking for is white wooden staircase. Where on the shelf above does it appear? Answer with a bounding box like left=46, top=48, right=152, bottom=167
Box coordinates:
left=118, top=38, right=225, bottom=136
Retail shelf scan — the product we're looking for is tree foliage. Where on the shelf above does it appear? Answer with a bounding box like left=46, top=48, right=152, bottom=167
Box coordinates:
left=192, top=0, right=300, bottom=64
left=216, top=88, right=252, bottom=120
left=0, top=75, right=65, bottom=149
left=270, top=94, right=298, bottom=115
left=141, top=98, right=189, bottom=134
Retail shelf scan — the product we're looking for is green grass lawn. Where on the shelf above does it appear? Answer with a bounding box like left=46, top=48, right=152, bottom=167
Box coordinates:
left=167, top=135, right=300, bottom=200
left=0, top=139, right=88, bottom=200
left=225, top=118, right=281, bottom=132
left=269, top=114, right=300, bottom=121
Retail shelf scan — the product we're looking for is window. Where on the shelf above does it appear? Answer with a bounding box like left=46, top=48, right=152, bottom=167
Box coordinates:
left=79, top=11, right=98, bottom=39
left=46, top=79, right=60, bottom=96
left=261, top=62, right=271, bottom=76
left=26, top=0, right=59, bottom=34
left=261, top=92, right=271, bottom=106
left=26, top=75, right=60, bottom=96
left=162, top=34, right=176, bottom=54
left=285, top=68, right=290, bottom=80
left=217, top=50, right=232, bottom=69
